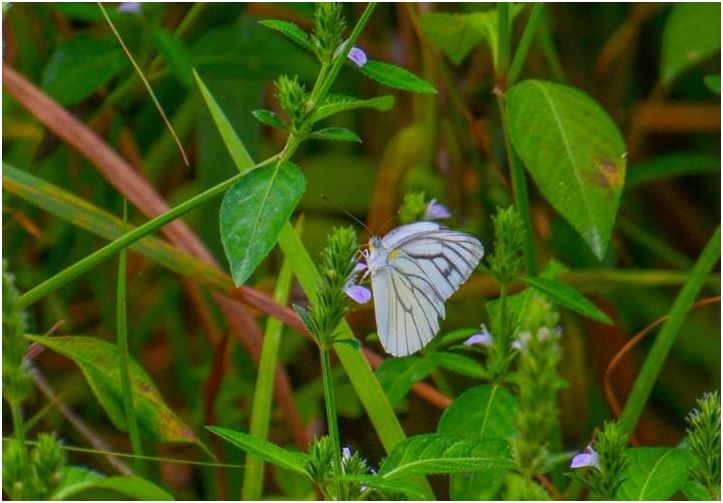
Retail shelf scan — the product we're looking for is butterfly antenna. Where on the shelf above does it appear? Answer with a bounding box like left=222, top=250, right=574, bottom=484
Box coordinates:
left=320, top=194, right=369, bottom=231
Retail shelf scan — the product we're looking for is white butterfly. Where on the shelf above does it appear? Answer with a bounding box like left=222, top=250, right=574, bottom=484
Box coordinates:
left=364, top=221, right=484, bottom=357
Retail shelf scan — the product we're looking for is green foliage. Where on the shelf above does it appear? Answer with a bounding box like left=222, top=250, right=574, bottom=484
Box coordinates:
left=397, top=190, right=429, bottom=224
left=587, top=421, right=631, bottom=499
left=312, top=94, right=395, bottom=122
left=375, top=356, right=437, bottom=406
left=308, top=126, right=361, bottom=143
left=259, top=19, right=315, bottom=54
left=487, top=206, right=526, bottom=284
left=52, top=466, right=175, bottom=501
left=311, top=3, right=346, bottom=64
left=26, top=335, right=198, bottom=443
left=358, top=60, right=437, bottom=94
left=506, top=80, right=627, bottom=259
left=219, top=161, right=306, bottom=286
left=523, top=276, right=613, bottom=324
left=684, top=391, right=721, bottom=500
left=3, top=434, right=66, bottom=500
left=252, top=109, right=287, bottom=130
left=2, top=260, right=29, bottom=403
left=617, top=447, right=692, bottom=500
left=275, top=75, right=309, bottom=134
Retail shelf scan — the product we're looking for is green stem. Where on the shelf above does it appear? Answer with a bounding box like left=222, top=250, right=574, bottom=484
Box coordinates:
left=495, top=93, right=537, bottom=276
left=242, top=250, right=296, bottom=500
left=117, top=200, right=145, bottom=475
left=507, top=3, right=544, bottom=86
left=16, top=156, right=278, bottom=310
left=618, top=226, right=721, bottom=434
left=496, top=3, right=511, bottom=81
left=320, top=346, right=343, bottom=500
left=10, top=399, right=27, bottom=466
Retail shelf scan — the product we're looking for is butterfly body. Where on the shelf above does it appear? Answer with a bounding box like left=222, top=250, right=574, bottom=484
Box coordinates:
left=366, top=222, right=484, bottom=357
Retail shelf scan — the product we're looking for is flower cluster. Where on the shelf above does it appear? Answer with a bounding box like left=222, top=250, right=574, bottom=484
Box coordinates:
left=570, top=421, right=630, bottom=499
left=685, top=391, right=721, bottom=500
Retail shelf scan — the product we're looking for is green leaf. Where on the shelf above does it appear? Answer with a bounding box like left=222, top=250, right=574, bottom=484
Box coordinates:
left=220, top=160, right=306, bottom=286
left=207, top=426, right=308, bottom=475
left=313, top=94, right=395, bottom=122
left=420, top=13, right=488, bottom=65
left=704, top=75, right=721, bottom=94
left=506, top=79, right=627, bottom=259
left=375, top=356, right=437, bottom=406
left=252, top=109, right=287, bottom=130
left=336, top=474, right=426, bottom=500
left=358, top=60, right=437, bottom=94
left=152, top=29, right=193, bottom=87
left=25, top=336, right=197, bottom=443
left=259, top=19, right=315, bottom=53
left=308, top=127, right=361, bottom=142
left=661, top=3, right=721, bottom=84
left=617, top=447, right=692, bottom=500
left=379, top=434, right=514, bottom=479
left=41, top=36, right=127, bottom=106
left=52, top=467, right=174, bottom=501
left=427, top=352, right=486, bottom=378
left=626, top=151, right=720, bottom=188
left=523, top=276, right=612, bottom=324
left=681, top=479, right=714, bottom=501
left=437, top=384, right=518, bottom=500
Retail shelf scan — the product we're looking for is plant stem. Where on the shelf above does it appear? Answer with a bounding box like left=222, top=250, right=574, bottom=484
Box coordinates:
left=320, top=346, right=343, bottom=500
left=619, top=226, right=721, bottom=434
left=495, top=93, right=537, bottom=276
left=496, top=2, right=511, bottom=82
left=117, top=200, right=145, bottom=475
left=10, top=399, right=27, bottom=465
left=16, top=156, right=278, bottom=310
left=507, top=3, right=544, bottom=86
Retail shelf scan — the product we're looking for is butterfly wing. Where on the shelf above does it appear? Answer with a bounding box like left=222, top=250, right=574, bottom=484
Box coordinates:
left=372, top=222, right=484, bottom=357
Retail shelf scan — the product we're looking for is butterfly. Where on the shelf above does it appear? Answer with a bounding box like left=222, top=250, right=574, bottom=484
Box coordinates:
left=363, top=221, right=484, bottom=357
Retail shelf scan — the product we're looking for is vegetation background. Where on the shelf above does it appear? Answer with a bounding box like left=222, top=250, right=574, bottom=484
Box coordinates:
left=2, top=2, right=720, bottom=500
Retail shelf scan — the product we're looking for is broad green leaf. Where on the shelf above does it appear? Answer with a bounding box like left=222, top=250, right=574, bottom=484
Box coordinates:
left=661, top=3, right=721, bottom=84
left=358, top=60, right=436, bottom=94
left=438, top=384, right=518, bottom=500
left=152, top=28, right=193, bottom=87
left=627, top=151, right=720, bottom=188
left=308, top=127, right=361, bottom=142
left=618, top=447, right=692, bottom=500
left=506, top=80, right=627, bottom=259
left=375, top=356, right=437, bottom=406
left=220, top=160, right=306, bottom=285
left=252, top=109, right=287, bottom=130
left=41, top=36, right=127, bottom=106
left=682, top=479, right=716, bottom=501
left=52, top=467, right=174, bottom=501
left=704, top=75, right=721, bottom=94
left=26, top=336, right=197, bottom=443
left=379, top=434, right=514, bottom=479
left=259, top=19, right=315, bottom=53
left=336, top=474, right=426, bottom=500
left=427, top=352, right=486, bottom=378
left=207, top=426, right=308, bottom=475
left=523, top=276, right=613, bottom=324
left=313, top=94, right=395, bottom=122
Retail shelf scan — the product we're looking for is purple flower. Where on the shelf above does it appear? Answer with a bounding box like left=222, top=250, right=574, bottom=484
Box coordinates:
left=424, top=199, right=452, bottom=220
left=118, top=2, right=141, bottom=14
left=342, top=446, right=352, bottom=461
left=464, top=324, right=493, bottom=347
left=570, top=446, right=600, bottom=470
left=345, top=284, right=371, bottom=304
left=347, top=47, right=368, bottom=67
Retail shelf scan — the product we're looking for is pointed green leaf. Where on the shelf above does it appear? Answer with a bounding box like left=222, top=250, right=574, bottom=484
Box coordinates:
left=626, top=151, right=720, bottom=188
left=704, top=75, right=721, bottom=94
left=506, top=80, right=627, bottom=259
left=358, top=60, right=436, bottom=94
left=308, top=127, right=361, bottom=142
left=220, top=161, right=306, bottom=285
left=523, top=276, right=613, bottom=324
left=661, top=3, right=721, bottom=84
left=313, top=94, right=395, bottom=122
left=618, top=447, right=692, bottom=500
left=379, top=434, right=514, bottom=479
left=252, top=109, right=287, bottom=130
left=336, top=474, right=426, bottom=500
left=375, top=356, right=437, bottom=406
left=25, top=336, right=197, bottom=444
left=259, top=19, right=315, bottom=54
left=207, top=426, right=308, bottom=475
left=152, top=29, right=193, bottom=87
left=52, top=467, right=174, bottom=501
left=427, top=352, right=486, bottom=378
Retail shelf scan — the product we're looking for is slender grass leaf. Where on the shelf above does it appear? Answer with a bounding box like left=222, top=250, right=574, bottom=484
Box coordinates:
left=259, top=19, right=315, bottom=53
left=618, top=447, right=692, bottom=500
left=523, top=276, right=613, bottom=324
left=152, top=28, right=193, bottom=87
left=379, top=434, right=514, bottom=479
left=308, top=127, right=361, bottom=142
left=25, top=336, right=198, bottom=444
left=427, top=352, right=486, bottom=378
left=661, top=3, right=721, bottom=84
left=704, top=75, right=721, bottom=94
left=41, top=36, right=127, bottom=106
left=252, top=109, right=287, bottom=130
left=313, top=94, right=395, bottom=122
left=52, top=467, right=174, bottom=501
left=375, top=356, right=437, bottom=406
left=506, top=80, right=627, bottom=259
left=207, top=426, right=308, bottom=475
left=358, top=60, right=436, bottom=94
left=627, top=152, right=720, bottom=188
left=220, top=161, right=305, bottom=285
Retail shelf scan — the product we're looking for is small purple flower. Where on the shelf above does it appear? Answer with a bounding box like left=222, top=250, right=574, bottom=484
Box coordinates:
left=424, top=199, right=452, bottom=220
left=345, top=283, right=371, bottom=304
left=118, top=2, right=141, bottom=14
left=570, top=446, right=600, bottom=470
left=342, top=445, right=352, bottom=461
left=347, top=47, right=368, bottom=67
left=464, top=324, right=493, bottom=347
